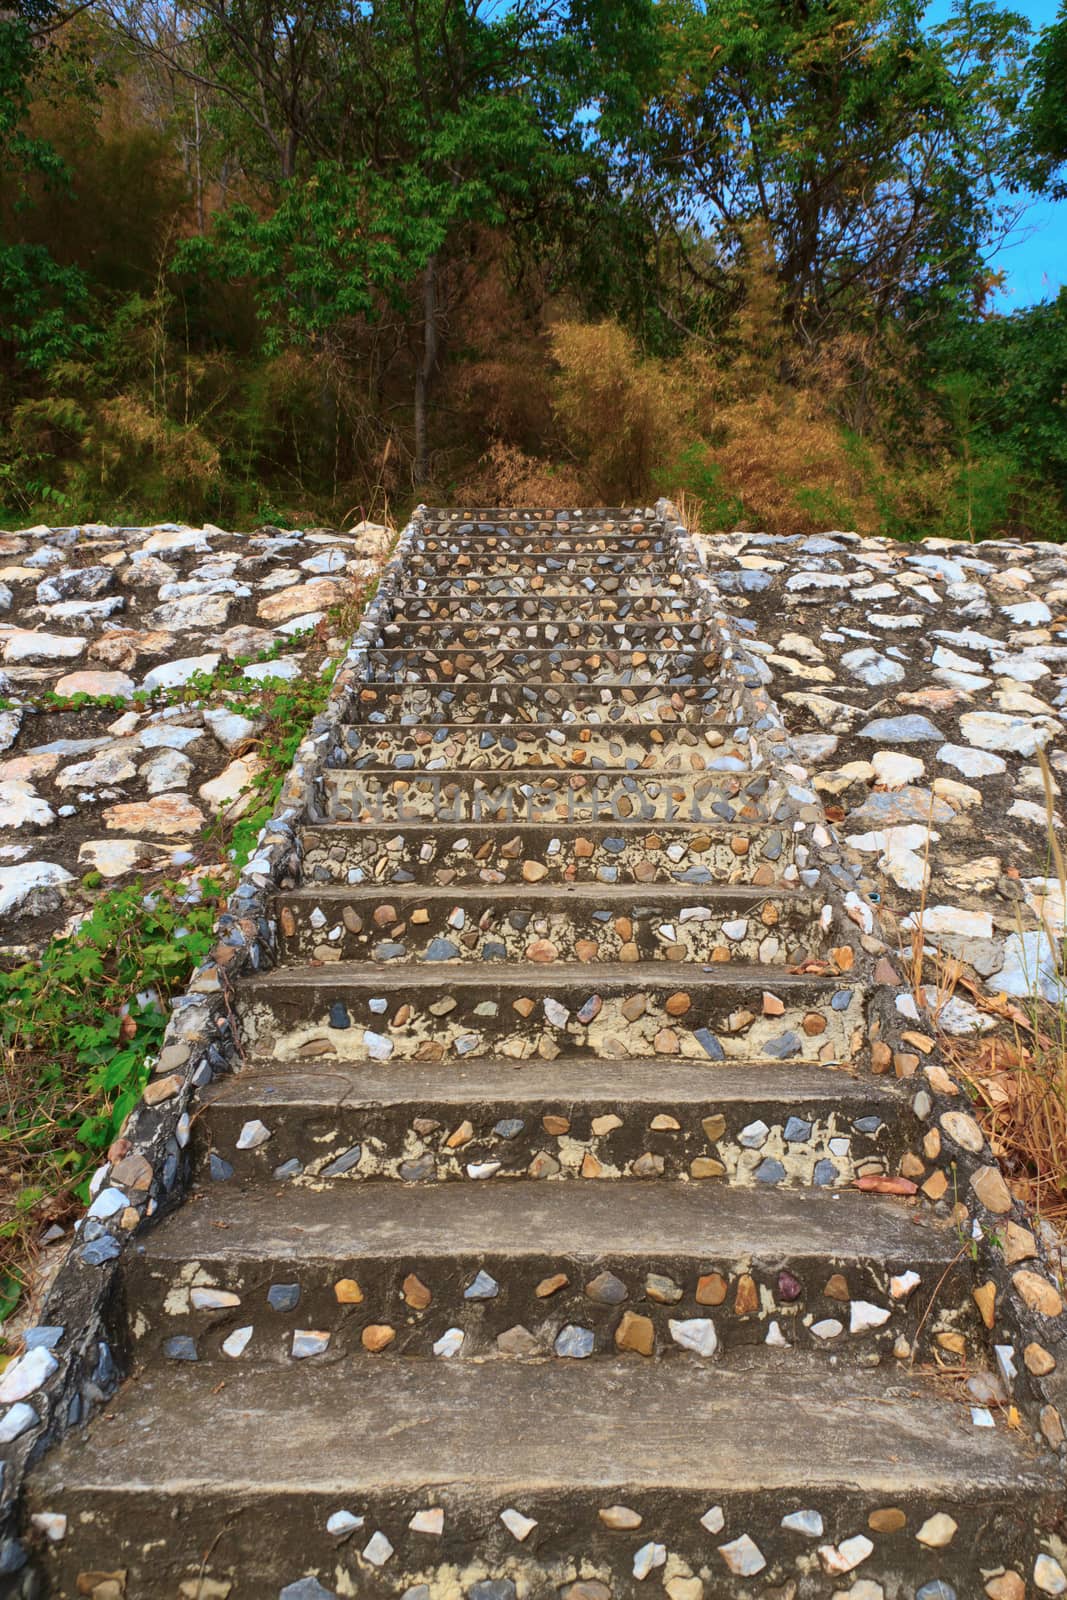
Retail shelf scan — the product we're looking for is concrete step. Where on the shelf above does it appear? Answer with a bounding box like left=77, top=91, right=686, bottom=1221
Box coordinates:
left=276, top=882, right=828, bottom=966
left=405, top=549, right=675, bottom=577
left=378, top=618, right=707, bottom=647
left=391, top=592, right=693, bottom=621
left=334, top=721, right=741, bottom=772
left=127, top=1183, right=975, bottom=1369
left=413, top=532, right=670, bottom=555
left=300, top=819, right=794, bottom=887
left=349, top=681, right=719, bottom=723
left=235, top=962, right=865, bottom=1064
left=27, top=1358, right=1053, bottom=1599
left=365, top=645, right=717, bottom=683
left=196, top=1057, right=904, bottom=1189
left=320, top=766, right=771, bottom=825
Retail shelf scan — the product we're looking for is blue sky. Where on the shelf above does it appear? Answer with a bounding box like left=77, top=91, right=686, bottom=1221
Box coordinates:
left=928, top=0, right=1065, bottom=308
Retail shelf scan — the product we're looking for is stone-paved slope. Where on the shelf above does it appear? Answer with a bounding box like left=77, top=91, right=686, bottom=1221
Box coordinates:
left=21, top=511, right=1066, bottom=1599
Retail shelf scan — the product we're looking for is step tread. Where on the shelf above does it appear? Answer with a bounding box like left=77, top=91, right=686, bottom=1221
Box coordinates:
left=243, top=960, right=856, bottom=992
left=31, top=1358, right=1047, bottom=1499
left=202, top=1058, right=897, bottom=1111
left=139, top=1181, right=953, bottom=1266
left=279, top=882, right=808, bottom=907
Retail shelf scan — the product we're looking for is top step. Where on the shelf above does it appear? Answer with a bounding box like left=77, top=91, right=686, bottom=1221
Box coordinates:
left=414, top=532, right=669, bottom=556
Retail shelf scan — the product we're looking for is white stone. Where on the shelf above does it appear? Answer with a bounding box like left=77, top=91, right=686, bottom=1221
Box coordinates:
left=0, top=1402, right=37, bottom=1444
left=811, top=1319, right=844, bottom=1340
left=668, top=1318, right=718, bottom=1357
left=3, top=630, right=85, bottom=663
left=0, top=779, right=54, bottom=830
left=871, top=751, right=923, bottom=789
left=915, top=1512, right=957, bottom=1548
left=409, top=1508, right=444, bottom=1535
left=900, top=905, right=993, bottom=940
left=633, top=1542, right=667, bottom=1580
left=500, top=1508, right=537, bottom=1541
left=190, top=1287, right=241, bottom=1311
left=204, top=708, right=260, bottom=750
left=0, top=861, right=73, bottom=919
left=222, top=1326, right=253, bottom=1359
left=326, top=1509, right=364, bottom=1536
left=781, top=1509, right=824, bottom=1537
left=0, top=1346, right=58, bottom=1404
left=236, top=1120, right=270, bottom=1150
left=936, top=742, right=1006, bottom=778
left=362, top=1531, right=394, bottom=1567
left=959, top=711, right=1056, bottom=756
left=849, top=1301, right=891, bottom=1334
left=29, top=1512, right=66, bottom=1543
left=890, top=1271, right=921, bottom=1300
left=432, top=1328, right=464, bottom=1357
left=142, top=653, right=221, bottom=693
left=839, top=648, right=904, bottom=686
left=717, top=1534, right=765, bottom=1576
left=54, top=670, right=136, bottom=699
left=242, top=656, right=302, bottom=683
left=998, top=931, right=1067, bottom=1004
left=362, top=1030, right=394, bottom=1061
left=699, top=1506, right=725, bottom=1534
left=198, top=755, right=265, bottom=817
left=1036, top=1556, right=1067, bottom=1595
left=819, top=1535, right=874, bottom=1574
left=142, top=748, right=194, bottom=794
left=137, top=723, right=204, bottom=751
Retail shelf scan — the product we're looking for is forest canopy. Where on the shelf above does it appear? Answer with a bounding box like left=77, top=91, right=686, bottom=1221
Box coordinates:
left=1, top=0, right=1066, bottom=538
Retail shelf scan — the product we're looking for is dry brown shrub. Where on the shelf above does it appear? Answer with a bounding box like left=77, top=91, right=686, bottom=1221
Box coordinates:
left=458, top=440, right=587, bottom=507
left=551, top=321, right=684, bottom=504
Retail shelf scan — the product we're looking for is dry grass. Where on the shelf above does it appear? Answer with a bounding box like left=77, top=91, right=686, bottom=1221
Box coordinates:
left=906, top=751, right=1067, bottom=1223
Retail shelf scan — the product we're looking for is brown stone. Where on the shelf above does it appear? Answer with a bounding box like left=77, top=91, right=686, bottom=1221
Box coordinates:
left=575, top=939, right=599, bottom=962
left=1024, top=1342, right=1056, bottom=1376
left=922, top=1169, right=949, bottom=1202
left=900, top=1152, right=925, bottom=1179
left=894, top=1052, right=919, bottom=1078
left=76, top=1578, right=127, bottom=1598
left=536, top=1273, right=569, bottom=1298
left=402, top=1274, right=432, bottom=1310
left=522, top=861, right=548, bottom=882
left=361, top=1324, right=396, bottom=1352
left=142, top=1074, right=182, bottom=1106
left=614, top=1310, right=655, bottom=1356
left=653, top=1027, right=680, bottom=1053
left=922, top=1128, right=942, bottom=1160
left=334, top=1279, right=363, bottom=1304
left=730, top=836, right=750, bottom=856
left=543, top=1114, right=570, bottom=1135
left=824, top=1274, right=850, bottom=1302
left=1002, top=1221, right=1037, bottom=1263
left=527, top=938, right=559, bottom=962
left=984, top=1574, right=1025, bottom=1600
left=867, top=1508, right=906, bottom=1534
left=1041, top=1404, right=1065, bottom=1449
left=734, top=1274, right=758, bottom=1316
left=973, top=1280, right=997, bottom=1329
left=696, top=1273, right=728, bottom=1306
left=665, top=992, right=691, bottom=1017
left=279, top=907, right=297, bottom=937
left=690, top=1158, right=726, bottom=1179
left=802, top=1012, right=827, bottom=1035
left=1012, top=1270, right=1064, bottom=1318
left=702, top=1115, right=726, bottom=1142
left=971, top=1165, right=1013, bottom=1215
left=926, top=1063, right=960, bottom=1096
left=513, top=997, right=536, bottom=1018
left=110, top=1153, right=152, bottom=1191
left=564, top=1584, right=612, bottom=1600
left=937, top=1330, right=966, bottom=1357
left=621, top=994, right=646, bottom=1021
left=446, top=1120, right=474, bottom=1148
left=871, top=1040, right=892, bottom=1073
left=581, top=1152, right=604, bottom=1178
left=598, top=1505, right=642, bottom=1530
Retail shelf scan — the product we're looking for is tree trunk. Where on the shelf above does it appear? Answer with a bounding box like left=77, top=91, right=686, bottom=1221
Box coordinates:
left=413, top=253, right=439, bottom=487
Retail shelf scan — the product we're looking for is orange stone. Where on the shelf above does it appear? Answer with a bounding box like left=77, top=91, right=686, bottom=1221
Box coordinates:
left=696, top=1273, right=728, bottom=1306
left=403, top=1274, right=432, bottom=1310
left=361, top=1324, right=396, bottom=1352
left=734, top=1274, right=758, bottom=1316
left=665, top=992, right=691, bottom=1017
left=581, top=1152, right=604, bottom=1178
left=922, top=1169, right=949, bottom=1202
left=543, top=1114, right=570, bottom=1136
left=334, top=1278, right=364, bottom=1304
left=973, top=1280, right=997, bottom=1329
left=536, top=1273, right=569, bottom=1298
left=802, top=1012, right=827, bottom=1035
left=824, top=1274, right=850, bottom=1302
left=868, top=1508, right=907, bottom=1534
left=615, top=1311, right=654, bottom=1356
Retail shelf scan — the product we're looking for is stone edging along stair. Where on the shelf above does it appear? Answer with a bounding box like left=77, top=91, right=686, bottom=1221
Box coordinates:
left=0, top=503, right=1065, bottom=1598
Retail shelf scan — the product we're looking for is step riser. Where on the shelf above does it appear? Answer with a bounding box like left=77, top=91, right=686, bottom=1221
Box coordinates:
left=37, top=1481, right=1047, bottom=1600
left=379, top=621, right=708, bottom=646
left=349, top=685, right=719, bottom=723
left=392, top=594, right=693, bottom=620
left=322, top=770, right=769, bottom=825
left=403, top=575, right=682, bottom=598
left=366, top=647, right=717, bottom=682
left=414, top=534, right=669, bottom=555
left=199, top=1096, right=897, bottom=1190
left=277, top=892, right=823, bottom=966
left=300, top=824, right=794, bottom=887
left=237, top=981, right=865, bottom=1065
left=129, top=1250, right=971, bottom=1369
left=405, top=552, right=675, bottom=577
left=336, top=724, right=738, bottom=771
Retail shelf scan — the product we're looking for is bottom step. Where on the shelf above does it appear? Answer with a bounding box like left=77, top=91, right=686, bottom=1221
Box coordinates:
left=26, top=1357, right=1055, bottom=1598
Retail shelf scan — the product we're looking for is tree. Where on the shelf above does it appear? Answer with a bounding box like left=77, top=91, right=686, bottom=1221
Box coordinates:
left=623, top=0, right=1031, bottom=338
left=1018, top=0, right=1067, bottom=194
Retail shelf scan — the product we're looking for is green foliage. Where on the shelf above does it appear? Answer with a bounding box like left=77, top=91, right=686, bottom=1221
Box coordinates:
left=1018, top=0, right=1067, bottom=193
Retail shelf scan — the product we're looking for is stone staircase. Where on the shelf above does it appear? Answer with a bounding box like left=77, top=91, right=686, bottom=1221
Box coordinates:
left=24, top=511, right=1062, bottom=1599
